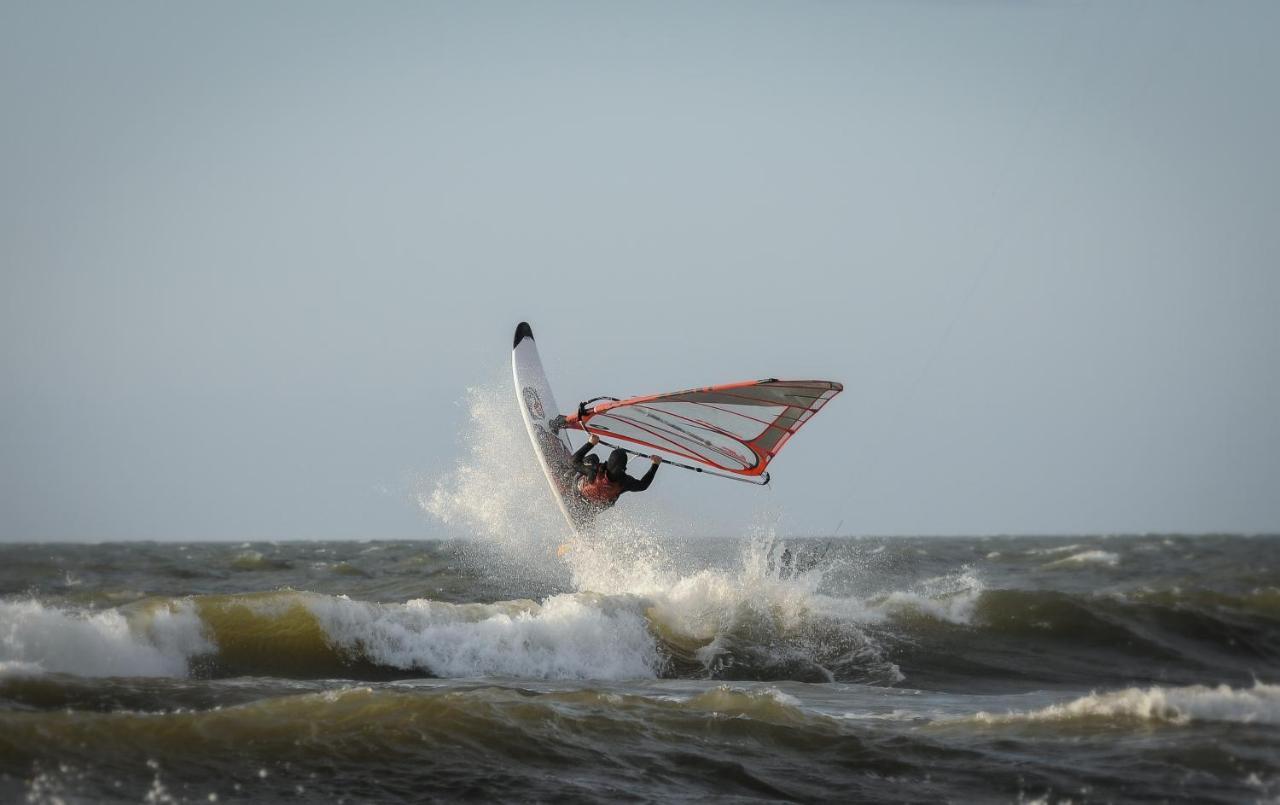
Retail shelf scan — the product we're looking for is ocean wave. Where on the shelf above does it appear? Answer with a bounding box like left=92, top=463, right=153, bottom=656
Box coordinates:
left=0, top=681, right=874, bottom=803
left=972, top=682, right=1280, bottom=726
left=309, top=592, right=662, bottom=680
left=863, top=568, right=984, bottom=625
left=860, top=581, right=1280, bottom=692
left=3, top=677, right=1274, bottom=805
left=0, top=599, right=211, bottom=678
left=1040, top=549, right=1120, bottom=569
left=565, top=536, right=901, bottom=684
left=7, top=533, right=1275, bottom=689
left=5, top=573, right=1276, bottom=688
left=1026, top=543, right=1084, bottom=557
left=0, top=577, right=900, bottom=684
left=1121, top=586, right=1280, bottom=617
left=0, top=661, right=45, bottom=678
left=681, top=685, right=819, bottom=727
left=229, top=550, right=294, bottom=571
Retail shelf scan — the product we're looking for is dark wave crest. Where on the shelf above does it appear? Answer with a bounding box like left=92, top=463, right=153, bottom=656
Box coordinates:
left=880, top=586, right=1280, bottom=691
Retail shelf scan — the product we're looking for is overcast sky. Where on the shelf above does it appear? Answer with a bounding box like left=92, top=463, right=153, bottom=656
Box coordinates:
left=2, top=1, right=1277, bottom=540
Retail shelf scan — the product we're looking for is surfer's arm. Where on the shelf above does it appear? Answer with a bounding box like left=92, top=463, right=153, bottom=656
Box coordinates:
left=624, top=458, right=660, bottom=492
left=570, top=434, right=600, bottom=474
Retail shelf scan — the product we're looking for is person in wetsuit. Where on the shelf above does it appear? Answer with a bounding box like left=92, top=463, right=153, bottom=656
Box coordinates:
left=569, top=433, right=661, bottom=513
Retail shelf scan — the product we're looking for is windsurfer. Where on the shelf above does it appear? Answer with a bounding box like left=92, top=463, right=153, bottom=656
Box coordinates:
left=569, top=434, right=661, bottom=512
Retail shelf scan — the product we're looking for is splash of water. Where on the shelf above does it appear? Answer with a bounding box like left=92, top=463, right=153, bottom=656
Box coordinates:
left=417, top=378, right=575, bottom=579
left=415, top=374, right=902, bottom=682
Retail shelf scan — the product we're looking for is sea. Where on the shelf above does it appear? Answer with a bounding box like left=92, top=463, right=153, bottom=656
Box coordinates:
left=2, top=389, right=1277, bottom=803
left=1, top=533, right=1277, bottom=804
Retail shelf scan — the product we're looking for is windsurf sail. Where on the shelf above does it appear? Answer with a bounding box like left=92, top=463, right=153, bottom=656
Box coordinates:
left=562, top=379, right=842, bottom=479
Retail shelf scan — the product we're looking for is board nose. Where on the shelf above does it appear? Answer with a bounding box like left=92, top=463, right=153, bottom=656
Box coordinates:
left=514, top=321, right=534, bottom=348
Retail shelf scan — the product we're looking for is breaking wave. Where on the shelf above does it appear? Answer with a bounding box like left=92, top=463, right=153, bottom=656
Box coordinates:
left=0, top=599, right=211, bottom=678
left=1041, top=549, right=1120, bottom=569
left=973, top=682, right=1280, bottom=726
left=0, top=579, right=897, bottom=684
left=5, top=576, right=1277, bottom=689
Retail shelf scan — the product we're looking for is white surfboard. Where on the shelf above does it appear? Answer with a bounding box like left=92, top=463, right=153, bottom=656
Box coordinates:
left=511, top=322, right=581, bottom=534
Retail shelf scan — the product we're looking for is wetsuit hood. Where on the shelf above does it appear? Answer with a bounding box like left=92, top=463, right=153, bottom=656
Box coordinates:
left=606, top=449, right=628, bottom=481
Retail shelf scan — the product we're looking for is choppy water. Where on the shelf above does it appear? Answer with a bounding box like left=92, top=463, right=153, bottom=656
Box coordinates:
left=2, top=534, right=1278, bottom=803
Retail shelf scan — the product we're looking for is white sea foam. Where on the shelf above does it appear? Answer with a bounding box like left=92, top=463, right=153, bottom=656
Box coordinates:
left=974, top=682, right=1280, bottom=726
left=764, top=687, right=802, bottom=707
left=307, top=593, right=662, bottom=680
left=334, top=519, right=885, bottom=681
left=0, top=660, right=44, bottom=677
left=1042, top=550, right=1120, bottom=569
left=0, top=599, right=213, bottom=677
left=1027, top=543, right=1083, bottom=556
left=863, top=567, right=985, bottom=625
left=571, top=532, right=842, bottom=651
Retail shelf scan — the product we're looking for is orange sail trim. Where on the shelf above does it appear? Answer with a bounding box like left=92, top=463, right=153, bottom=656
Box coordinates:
left=562, top=379, right=843, bottom=477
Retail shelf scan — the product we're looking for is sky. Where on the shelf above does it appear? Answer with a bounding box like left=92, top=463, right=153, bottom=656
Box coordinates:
left=1, top=1, right=1277, bottom=540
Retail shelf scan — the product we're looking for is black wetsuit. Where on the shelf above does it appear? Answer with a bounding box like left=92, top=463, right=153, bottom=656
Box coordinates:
left=570, top=443, right=659, bottom=497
